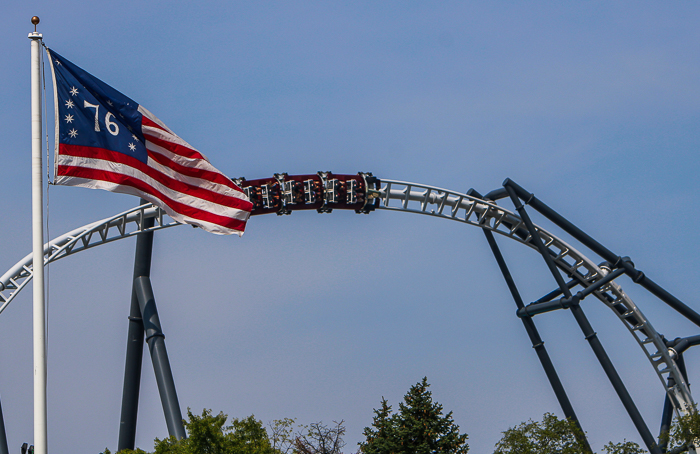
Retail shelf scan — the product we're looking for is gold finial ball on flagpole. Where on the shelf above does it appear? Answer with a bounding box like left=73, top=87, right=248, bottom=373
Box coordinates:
left=31, top=16, right=40, bottom=25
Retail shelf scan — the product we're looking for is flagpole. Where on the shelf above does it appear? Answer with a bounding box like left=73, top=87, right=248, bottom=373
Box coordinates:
left=29, top=16, right=48, bottom=454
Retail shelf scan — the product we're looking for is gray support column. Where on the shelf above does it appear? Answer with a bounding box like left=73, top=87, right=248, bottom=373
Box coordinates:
left=482, top=227, right=592, bottom=453
left=505, top=185, right=662, bottom=454
left=660, top=354, right=689, bottom=453
left=118, top=200, right=153, bottom=451
left=0, top=397, right=9, bottom=454
left=503, top=178, right=700, bottom=329
left=134, top=276, right=186, bottom=440
left=659, top=380, right=675, bottom=453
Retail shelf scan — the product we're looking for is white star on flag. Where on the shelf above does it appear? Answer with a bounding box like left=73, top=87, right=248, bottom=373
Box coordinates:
left=47, top=47, right=252, bottom=236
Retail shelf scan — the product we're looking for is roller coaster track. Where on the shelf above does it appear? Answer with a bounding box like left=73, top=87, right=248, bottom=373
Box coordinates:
left=0, top=174, right=695, bottom=451
left=376, top=179, right=694, bottom=417
left=0, top=204, right=178, bottom=315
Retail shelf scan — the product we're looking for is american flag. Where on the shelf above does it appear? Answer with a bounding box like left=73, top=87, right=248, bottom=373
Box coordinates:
left=47, top=49, right=252, bottom=235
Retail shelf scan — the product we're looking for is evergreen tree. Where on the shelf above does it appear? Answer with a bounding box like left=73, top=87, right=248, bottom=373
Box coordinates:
left=360, top=377, right=469, bottom=454
left=361, top=399, right=400, bottom=454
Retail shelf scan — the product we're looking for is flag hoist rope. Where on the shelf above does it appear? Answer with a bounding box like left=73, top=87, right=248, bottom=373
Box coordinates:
left=41, top=38, right=51, bottom=363
left=29, top=16, right=48, bottom=454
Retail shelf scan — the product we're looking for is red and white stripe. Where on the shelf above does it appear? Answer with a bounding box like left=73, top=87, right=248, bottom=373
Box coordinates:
left=55, top=106, right=252, bottom=235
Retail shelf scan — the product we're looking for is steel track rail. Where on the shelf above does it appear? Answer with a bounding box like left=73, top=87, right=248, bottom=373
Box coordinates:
left=0, top=204, right=178, bottom=314
left=376, top=179, right=694, bottom=418
left=0, top=178, right=693, bottom=419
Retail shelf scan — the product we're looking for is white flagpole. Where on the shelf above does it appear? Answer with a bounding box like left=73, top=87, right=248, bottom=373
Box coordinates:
left=29, top=16, right=48, bottom=454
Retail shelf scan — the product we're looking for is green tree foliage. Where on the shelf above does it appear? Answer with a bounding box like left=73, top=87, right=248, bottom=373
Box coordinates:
left=158, top=409, right=276, bottom=454
left=360, top=377, right=469, bottom=454
left=493, top=413, right=646, bottom=454
left=361, top=399, right=400, bottom=454
left=269, top=418, right=304, bottom=454
left=662, top=407, right=700, bottom=453
left=229, top=414, right=279, bottom=454
left=493, top=413, right=586, bottom=454
left=109, top=448, right=148, bottom=454
left=109, top=411, right=354, bottom=454
left=112, top=409, right=277, bottom=454
left=601, top=440, right=646, bottom=454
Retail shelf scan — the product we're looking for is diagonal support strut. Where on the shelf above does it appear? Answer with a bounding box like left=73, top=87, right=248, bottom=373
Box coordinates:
left=481, top=225, right=592, bottom=453
left=118, top=200, right=185, bottom=450
left=504, top=182, right=662, bottom=454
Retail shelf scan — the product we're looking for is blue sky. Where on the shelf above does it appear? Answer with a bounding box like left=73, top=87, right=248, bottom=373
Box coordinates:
left=2, top=2, right=700, bottom=453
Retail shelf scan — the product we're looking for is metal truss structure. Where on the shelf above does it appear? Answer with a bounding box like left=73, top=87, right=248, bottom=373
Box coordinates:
left=0, top=204, right=178, bottom=315
left=1, top=173, right=698, bottom=454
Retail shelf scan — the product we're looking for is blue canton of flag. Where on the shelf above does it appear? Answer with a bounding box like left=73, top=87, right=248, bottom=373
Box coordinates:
left=51, top=50, right=148, bottom=164
left=47, top=49, right=252, bottom=235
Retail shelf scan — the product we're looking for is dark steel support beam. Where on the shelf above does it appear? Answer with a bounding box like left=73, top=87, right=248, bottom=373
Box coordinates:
left=533, top=279, right=581, bottom=306
left=676, top=354, right=689, bottom=390
left=134, top=276, right=186, bottom=440
left=0, top=397, right=9, bottom=454
left=483, top=187, right=509, bottom=201
left=659, top=354, right=690, bottom=454
left=503, top=178, right=700, bottom=330
left=667, top=335, right=700, bottom=356
left=505, top=184, right=662, bottom=454
left=659, top=376, right=676, bottom=453
left=118, top=201, right=153, bottom=451
left=517, top=268, right=626, bottom=318
left=503, top=179, right=616, bottom=260
left=481, top=226, right=592, bottom=453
